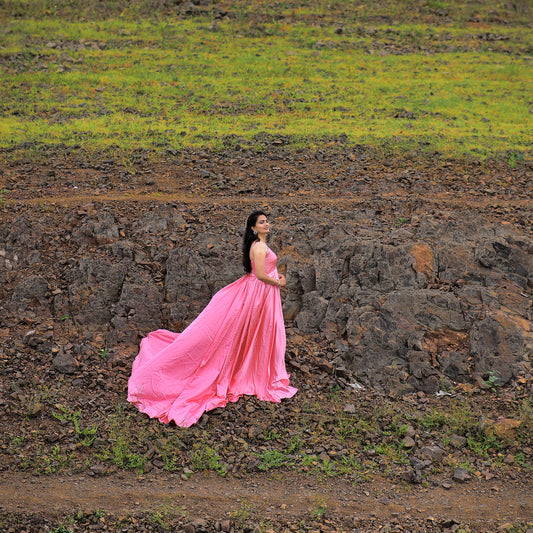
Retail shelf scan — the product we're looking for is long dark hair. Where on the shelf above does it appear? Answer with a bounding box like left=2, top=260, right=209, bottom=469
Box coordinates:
left=242, top=210, right=267, bottom=273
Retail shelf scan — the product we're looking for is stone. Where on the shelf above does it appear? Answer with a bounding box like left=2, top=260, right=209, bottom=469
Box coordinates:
left=449, top=434, right=467, bottom=449
left=343, top=403, right=356, bottom=414
left=89, top=464, right=107, bottom=476
left=403, top=436, right=416, bottom=449
left=453, top=467, right=471, bottom=482
left=10, top=275, right=49, bottom=312
left=490, top=418, right=522, bottom=441
left=419, top=446, right=444, bottom=463
left=52, top=349, right=78, bottom=374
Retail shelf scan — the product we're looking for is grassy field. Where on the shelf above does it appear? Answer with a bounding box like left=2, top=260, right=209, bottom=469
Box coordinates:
left=0, top=0, right=532, bottom=161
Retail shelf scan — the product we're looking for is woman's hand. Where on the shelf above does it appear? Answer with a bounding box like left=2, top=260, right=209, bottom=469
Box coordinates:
left=278, top=274, right=286, bottom=288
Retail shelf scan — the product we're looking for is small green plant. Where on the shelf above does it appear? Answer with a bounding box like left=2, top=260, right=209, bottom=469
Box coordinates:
left=483, top=371, right=500, bottom=391
left=263, top=428, right=281, bottom=441
left=514, top=452, right=531, bottom=469
left=257, top=449, right=288, bottom=471
left=0, top=188, right=9, bottom=205
left=98, top=348, right=109, bottom=361
left=287, top=433, right=303, bottom=454
left=50, top=527, right=73, bottom=533
left=190, top=441, right=227, bottom=476
left=397, top=217, right=410, bottom=225
left=148, top=502, right=186, bottom=528
left=230, top=498, right=253, bottom=529
left=508, top=151, right=524, bottom=168
left=52, top=404, right=99, bottom=446
left=38, top=444, right=74, bottom=474
left=310, top=494, right=327, bottom=520
left=367, top=442, right=410, bottom=465
left=420, top=410, right=448, bottom=430
left=97, top=403, right=146, bottom=472
left=10, top=435, right=25, bottom=446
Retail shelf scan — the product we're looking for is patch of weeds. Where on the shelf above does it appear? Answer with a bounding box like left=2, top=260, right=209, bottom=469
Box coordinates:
left=97, top=403, right=146, bottom=472
left=513, top=452, right=531, bottom=469
left=50, top=527, right=74, bottom=533
left=19, top=385, right=58, bottom=419
left=369, top=442, right=410, bottom=465
left=10, top=434, right=25, bottom=446
left=310, top=494, right=327, bottom=521
left=518, top=398, right=533, bottom=444
left=466, top=428, right=502, bottom=457
left=300, top=454, right=341, bottom=478
left=457, top=460, right=474, bottom=474
left=230, top=498, right=252, bottom=529
left=420, top=410, right=448, bottom=430
left=336, top=453, right=372, bottom=481
left=154, top=433, right=186, bottom=472
left=421, top=400, right=506, bottom=458
left=52, top=404, right=98, bottom=446
left=327, top=384, right=342, bottom=401
left=190, top=441, right=227, bottom=476
left=508, top=151, right=524, bottom=168
left=257, top=449, right=289, bottom=471
left=396, top=216, right=410, bottom=225
left=287, top=433, right=304, bottom=454
left=36, top=444, right=74, bottom=475
left=98, top=348, right=109, bottom=361
left=482, top=371, right=501, bottom=392
left=148, top=501, right=186, bottom=529
left=263, top=428, right=281, bottom=441
left=336, top=417, right=371, bottom=442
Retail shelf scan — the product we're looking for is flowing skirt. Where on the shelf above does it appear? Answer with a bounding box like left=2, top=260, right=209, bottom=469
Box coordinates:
left=127, top=273, right=297, bottom=427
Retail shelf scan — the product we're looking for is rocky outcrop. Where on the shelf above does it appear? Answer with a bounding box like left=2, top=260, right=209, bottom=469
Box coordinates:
left=1, top=206, right=531, bottom=394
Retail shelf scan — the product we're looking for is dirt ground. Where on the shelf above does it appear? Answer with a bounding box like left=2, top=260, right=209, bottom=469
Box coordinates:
left=1, top=469, right=531, bottom=531
left=0, top=148, right=532, bottom=532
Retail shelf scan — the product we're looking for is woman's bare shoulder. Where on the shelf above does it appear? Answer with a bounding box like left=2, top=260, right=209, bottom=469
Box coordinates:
left=250, top=241, right=268, bottom=256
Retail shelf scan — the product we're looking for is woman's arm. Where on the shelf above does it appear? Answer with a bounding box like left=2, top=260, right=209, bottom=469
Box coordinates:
left=250, top=243, right=285, bottom=287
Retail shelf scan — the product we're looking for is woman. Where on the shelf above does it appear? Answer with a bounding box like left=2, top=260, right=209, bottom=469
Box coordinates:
left=127, top=210, right=297, bottom=427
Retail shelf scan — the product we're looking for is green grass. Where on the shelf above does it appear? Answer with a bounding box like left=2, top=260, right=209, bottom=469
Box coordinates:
left=0, top=1, right=531, bottom=161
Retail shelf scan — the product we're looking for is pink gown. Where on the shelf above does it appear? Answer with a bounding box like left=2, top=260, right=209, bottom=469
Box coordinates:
left=127, top=245, right=297, bottom=427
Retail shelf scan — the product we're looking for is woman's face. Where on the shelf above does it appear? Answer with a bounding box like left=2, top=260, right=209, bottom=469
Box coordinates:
left=252, top=214, right=270, bottom=237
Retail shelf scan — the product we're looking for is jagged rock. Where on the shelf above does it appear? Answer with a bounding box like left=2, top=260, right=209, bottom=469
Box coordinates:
left=452, top=467, right=471, bottom=482
left=471, top=310, right=532, bottom=385
left=295, top=292, right=329, bottom=332
left=52, top=349, right=78, bottom=374
left=1, top=187, right=531, bottom=395
left=419, top=446, right=444, bottom=463
left=65, top=256, right=127, bottom=328
left=74, top=212, right=119, bottom=245
left=488, top=418, right=522, bottom=441
left=107, top=273, right=163, bottom=347
left=10, top=275, right=49, bottom=312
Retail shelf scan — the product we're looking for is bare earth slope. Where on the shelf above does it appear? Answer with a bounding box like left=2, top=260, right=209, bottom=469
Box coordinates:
left=0, top=148, right=532, bottom=532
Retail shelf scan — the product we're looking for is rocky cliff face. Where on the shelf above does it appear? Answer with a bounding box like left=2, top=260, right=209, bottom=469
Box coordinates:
left=2, top=194, right=531, bottom=395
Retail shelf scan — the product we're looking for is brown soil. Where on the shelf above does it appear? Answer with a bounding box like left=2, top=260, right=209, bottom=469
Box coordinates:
left=0, top=148, right=532, bottom=532
left=1, top=470, right=531, bottom=531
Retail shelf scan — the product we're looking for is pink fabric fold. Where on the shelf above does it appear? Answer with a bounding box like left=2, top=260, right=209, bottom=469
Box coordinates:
left=127, top=247, right=297, bottom=427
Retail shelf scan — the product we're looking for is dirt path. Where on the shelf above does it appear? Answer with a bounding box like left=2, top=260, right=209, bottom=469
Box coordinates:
left=1, top=471, right=531, bottom=529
